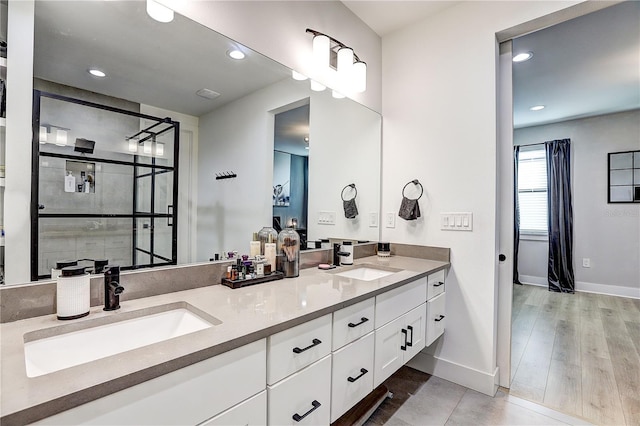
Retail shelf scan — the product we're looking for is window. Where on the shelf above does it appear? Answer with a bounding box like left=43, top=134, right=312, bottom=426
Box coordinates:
left=518, top=147, right=547, bottom=235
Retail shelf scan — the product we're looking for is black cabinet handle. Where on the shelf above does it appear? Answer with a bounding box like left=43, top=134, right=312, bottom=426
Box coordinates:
left=347, top=368, right=368, bottom=383
left=435, top=315, right=445, bottom=322
left=433, top=281, right=444, bottom=287
left=401, top=328, right=408, bottom=351
left=293, top=338, right=322, bottom=354
left=348, top=317, right=369, bottom=328
left=292, top=400, right=321, bottom=422
left=407, top=325, right=414, bottom=347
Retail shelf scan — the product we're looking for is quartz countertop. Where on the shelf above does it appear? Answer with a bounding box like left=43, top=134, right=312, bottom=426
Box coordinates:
left=0, top=255, right=448, bottom=425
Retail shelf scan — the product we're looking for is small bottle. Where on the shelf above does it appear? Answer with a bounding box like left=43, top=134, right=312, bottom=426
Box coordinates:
left=250, top=232, right=261, bottom=258
left=84, top=179, right=90, bottom=193
left=341, top=241, right=354, bottom=265
left=64, top=171, right=76, bottom=193
left=226, top=265, right=232, bottom=279
left=264, top=234, right=277, bottom=272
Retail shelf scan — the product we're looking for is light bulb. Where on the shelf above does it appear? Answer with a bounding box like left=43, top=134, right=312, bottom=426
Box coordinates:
left=310, top=80, right=326, bottom=92
left=156, top=142, right=164, bottom=156
left=146, top=0, right=174, bottom=23
left=332, top=90, right=345, bottom=99
left=55, top=129, right=67, bottom=146
left=39, top=126, right=48, bottom=144
left=128, top=138, right=138, bottom=153
left=312, top=35, right=330, bottom=69
left=352, top=61, right=366, bottom=93
left=292, top=70, right=308, bottom=81
left=143, top=140, right=152, bottom=154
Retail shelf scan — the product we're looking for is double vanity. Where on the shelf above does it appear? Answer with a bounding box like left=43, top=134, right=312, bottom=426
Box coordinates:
left=1, top=254, right=448, bottom=425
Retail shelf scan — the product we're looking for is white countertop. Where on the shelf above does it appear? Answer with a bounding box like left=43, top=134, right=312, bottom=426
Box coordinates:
left=0, top=255, right=448, bottom=425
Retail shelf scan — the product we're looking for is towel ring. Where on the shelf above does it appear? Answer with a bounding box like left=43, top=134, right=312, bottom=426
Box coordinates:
left=341, top=183, right=358, bottom=201
left=402, top=179, right=423, bottom=200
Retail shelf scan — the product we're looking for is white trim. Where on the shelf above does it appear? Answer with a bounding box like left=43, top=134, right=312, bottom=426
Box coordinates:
left=407, top=351, right=499, bottom=396
left=518, top=276, right=640, bottom=299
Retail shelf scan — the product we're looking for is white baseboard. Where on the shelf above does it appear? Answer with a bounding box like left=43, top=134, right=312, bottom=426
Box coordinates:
left=518, top=275, right=639, bottom=299
left=406, top=351, right=499, bottom=396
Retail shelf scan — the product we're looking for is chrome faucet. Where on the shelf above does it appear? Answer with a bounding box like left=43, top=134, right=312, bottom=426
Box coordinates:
left=103, top=265, right=124, bottom=311
left=333, top=243, right=350, bottom=266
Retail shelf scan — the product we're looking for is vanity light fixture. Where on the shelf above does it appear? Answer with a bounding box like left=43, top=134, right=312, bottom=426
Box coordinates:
left=291, top=70, right=308, bottom=81
left=513, top=52, right=533, bottom=62
left=332, top=90, right=345, bottom=99
left=88, top=69, right=106, bottom=78
left=55, top=129, right=68, bottom=147
left=310, top=80, right=326, bottom=92
left=227, top=49, right=245, bottom=60
left=156, top=142, right=165, bottom=156
left=530, top=105, right=545, bottom=111
left=146, top=0, right=174, bottom=23
left=307, top=28, right=367, bottom=94
left=39, top=126, right=48, bottom=144
left=128, top=137, right=138, bottom=153
left=143, top=140, right=152, bottom=154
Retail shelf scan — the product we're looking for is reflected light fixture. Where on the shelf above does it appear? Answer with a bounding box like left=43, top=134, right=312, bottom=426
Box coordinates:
left=227, top=49, right=245, bottom=60
left=310, top=80, right=326, bottom=92
left=55, top=129, right=68, bottom=147
left=39, top=126, right=48, bottom=144
left=143, top=140, right=152, bottom=154
left=530, top=105, right=545, bottom=111
left=146, top=0, right=174, bottom=23
left=332, top=90, right=345, bottom=99
left=156, top=142, right=165, bottom=156
left=513, top=52, right=533, bottom=62
left=306, top=28, right=367, bottom=94
left=292, top=70, right=308, bottom=81
left=128, top=138, right=138, bottom=153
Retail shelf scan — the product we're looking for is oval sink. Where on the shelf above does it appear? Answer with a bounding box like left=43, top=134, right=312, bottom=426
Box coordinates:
left=24, top=302, right=220, bottom=378
left=334, top=267, right=396, bottom=281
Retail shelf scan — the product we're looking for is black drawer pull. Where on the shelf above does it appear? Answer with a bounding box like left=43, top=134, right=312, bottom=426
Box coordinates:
left=293, top=338, right=322, bottom=354
left=292, top=400, right=321, bottom=422
left=407, top=325, right=414, bottom=347
left=401, top=328, right=408, bottom=351
left=435, top=315, right=445, bottom=322
left=433, top=281, right=444, bottom=287
left=348, top=317, right=369, bottom=328
left=347, top=368, right=368, bottom=383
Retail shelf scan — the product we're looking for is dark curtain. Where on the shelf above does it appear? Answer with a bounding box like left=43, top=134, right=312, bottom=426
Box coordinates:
left=545, top=139, right=574, bottom=293
left=513, top=146, right=521, bottom=284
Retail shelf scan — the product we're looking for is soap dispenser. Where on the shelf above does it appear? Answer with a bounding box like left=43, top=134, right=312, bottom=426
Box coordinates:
left=56, top=265, right=90, bottom=320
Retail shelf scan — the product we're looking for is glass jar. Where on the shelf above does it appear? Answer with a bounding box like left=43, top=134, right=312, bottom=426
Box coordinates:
left=277, top=228, right=300, bottom=278
left=257, top=226, right=278, bottom=255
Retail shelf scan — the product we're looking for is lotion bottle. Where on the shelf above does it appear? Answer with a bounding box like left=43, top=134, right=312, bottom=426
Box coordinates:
left=250, top=232, right=261, bottom=258
left=264, top=234, right=277, bottom=272
left=64, top=171, right=76, bottom=193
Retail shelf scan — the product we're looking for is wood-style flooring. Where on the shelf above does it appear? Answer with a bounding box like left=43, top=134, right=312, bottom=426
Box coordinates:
left=511, top=284, right=640, bottom=426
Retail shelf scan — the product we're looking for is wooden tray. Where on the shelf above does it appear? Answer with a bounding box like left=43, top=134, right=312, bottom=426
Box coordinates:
left=221, top=271, right=285, bottom=289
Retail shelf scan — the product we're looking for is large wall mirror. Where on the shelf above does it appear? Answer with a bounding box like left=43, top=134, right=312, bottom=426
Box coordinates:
left=26, top=1, right=381, bottom=282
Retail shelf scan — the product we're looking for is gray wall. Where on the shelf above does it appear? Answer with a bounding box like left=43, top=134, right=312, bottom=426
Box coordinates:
left=515, top=109, right=640, bottom=296
left=273, top=153, right=307, bottom=230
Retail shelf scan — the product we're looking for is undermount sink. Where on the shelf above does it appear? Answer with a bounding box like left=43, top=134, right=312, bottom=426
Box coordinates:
left=334, top=267, right=396, bottom=281
left=24, top=302, right=221, bottom=378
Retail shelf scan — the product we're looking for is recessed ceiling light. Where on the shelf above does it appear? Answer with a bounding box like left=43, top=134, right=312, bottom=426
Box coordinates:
left=530, top=105, right=545, bottom=111
left=88, top=69, right=106, bottom=78
left=513, top=52, right=533, bottom=62
left=228, top=49, right=245, bottom=60
left=146, top=0, right=174, bottom=23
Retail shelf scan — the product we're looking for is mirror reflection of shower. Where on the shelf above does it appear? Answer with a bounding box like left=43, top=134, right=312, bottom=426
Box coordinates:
left=272, top=102, right=309, bottom=248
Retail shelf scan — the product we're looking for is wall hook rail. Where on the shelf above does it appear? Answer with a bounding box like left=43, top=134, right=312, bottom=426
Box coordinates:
left=215, top=171, right=237, bottom=180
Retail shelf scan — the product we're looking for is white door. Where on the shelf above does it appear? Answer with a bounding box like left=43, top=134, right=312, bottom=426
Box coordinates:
left=496, top=40, right=514, bottom=388
left=373, top=316, right=404, bottom=387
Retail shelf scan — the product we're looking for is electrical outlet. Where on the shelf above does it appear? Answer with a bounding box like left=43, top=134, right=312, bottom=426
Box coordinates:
left=385, top=212, right=396, bottom=228
left=369, top=212, right=379, bottom=227
left=582, top=258, right=591, bottom=268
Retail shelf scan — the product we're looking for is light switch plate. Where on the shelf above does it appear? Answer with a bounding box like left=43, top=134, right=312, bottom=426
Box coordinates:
left=385, top=212, right=396, bottom=228
left=369, top=212, right=379, bottom=227
left=441, top=212, right=473, bottom=231
left=318, top=211, right=336, bottom=225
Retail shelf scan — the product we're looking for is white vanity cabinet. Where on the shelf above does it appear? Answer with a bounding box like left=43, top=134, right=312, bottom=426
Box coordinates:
left=31, top=339, right=267, bottom=426
left=332, top=298, right=375, bottom=350
left=200, top=391, right=266, bottom=426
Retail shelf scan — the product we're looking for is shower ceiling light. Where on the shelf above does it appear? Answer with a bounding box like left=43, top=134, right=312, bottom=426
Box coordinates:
left=156, top=142, right=165, bottom=156
left=128, top=138, right=138, bottom=153
left=88, top=69, right=106, bottom=78
left=143, top=140, right=152, bottom=154
left=307, top=28, right=367, bottom=95
left=39, top=126, right=48, bottom=144
left=146, top=0, right=174, bottom=23
left=228, top=49, right=245, bottom=60
left=55, top=129, right=68, bottom=147
left=513, top=52, right=533, bottom=62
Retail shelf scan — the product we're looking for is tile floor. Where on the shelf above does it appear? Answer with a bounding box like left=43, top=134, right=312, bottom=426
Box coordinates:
left=364, top=366, right=590, bottom=426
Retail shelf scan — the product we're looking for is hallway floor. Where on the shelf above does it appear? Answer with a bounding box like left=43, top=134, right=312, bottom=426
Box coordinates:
left=511, top=284, right=640, bottom=425
left=363, top=366, right=590, bottom=425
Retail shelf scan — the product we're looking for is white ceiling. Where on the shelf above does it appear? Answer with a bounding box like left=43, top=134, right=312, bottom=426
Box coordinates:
left=344, top=0, right=639, bottom=128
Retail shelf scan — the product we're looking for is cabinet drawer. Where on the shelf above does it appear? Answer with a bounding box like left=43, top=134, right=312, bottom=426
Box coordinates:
left=33, top=339, right=266, bottom=425
left=332, top=298, right=375, bottom=350
left=200, top=391, right=266, bottom=426
left=426, top=292, right=446, bottom=346
left=426, top=269, right=446, bottom=300
left=268, top=355, right=331, bottom=426
left=330, top=332, right=374, bottom=422
left=267, top=314, right=332, bottom=385
left=375, top=277, right=427, bottom=328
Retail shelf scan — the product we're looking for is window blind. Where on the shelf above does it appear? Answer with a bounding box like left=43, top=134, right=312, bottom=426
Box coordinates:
left=518, top=147, right=547, bottom=234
